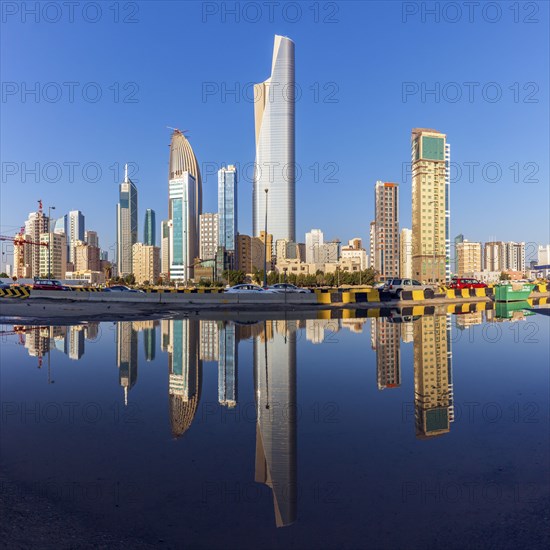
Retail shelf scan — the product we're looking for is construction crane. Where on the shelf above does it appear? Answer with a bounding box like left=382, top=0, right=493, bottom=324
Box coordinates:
left=0, top=231, right=49, bottom=276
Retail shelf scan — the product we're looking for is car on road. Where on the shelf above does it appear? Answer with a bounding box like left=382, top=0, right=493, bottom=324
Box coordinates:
left=268, top=283, right=311, bottom=293
left=383, top=278, right=435, bottom=299
left=225, top=284, right=267, bottom=293
left=448, top=277, right=488, bottom=290
left=104, top=285, right=144, bottom=293
left=0, top=282, right=12, bottom=290
left=32, top=279, right=70, bottom=291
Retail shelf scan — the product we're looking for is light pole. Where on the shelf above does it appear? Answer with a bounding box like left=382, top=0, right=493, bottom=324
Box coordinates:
left=47, top=206, right=56, bottom=279
left=263, top=188, right=269, bottom=289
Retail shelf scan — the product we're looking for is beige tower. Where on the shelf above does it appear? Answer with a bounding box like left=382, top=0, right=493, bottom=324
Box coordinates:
left=411, top=128, right=449, bottom=283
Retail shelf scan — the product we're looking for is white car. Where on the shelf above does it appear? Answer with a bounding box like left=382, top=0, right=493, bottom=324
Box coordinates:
left=225, top=284, right=267, bottom=293
left=268, top=283, right=311, bottom=293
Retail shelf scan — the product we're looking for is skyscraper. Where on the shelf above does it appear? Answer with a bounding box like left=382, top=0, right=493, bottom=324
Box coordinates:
left=85, top=230, right=99, bottom=248
left=218, top=165, right=238, bottom=255
left=68, top=210, right=85, bottom=264
left=161, top=220, right=170, bottom=277
left=116, top=165, right=138, bottom=277
left=375, top=318, right=401, bottom=390
left=305, top=229, right=323, bottom=264
left=374, top=181, right=399, bottom=279
left=24, top=209, right=49, bottom=277
left=144, top=208, right=156, bottom=246
left=411, top=128, right=450, bottom=283
left=218, top=322, right=237, bottom=407
left=453, top=234, right=464, bottom=275
left=168, top=130, right=202, bottom=281
left=117, top=321, right=138, bottom=406
left=253, top=35, right=295, bottom=243
left=456, top=240, right=482, bottom=275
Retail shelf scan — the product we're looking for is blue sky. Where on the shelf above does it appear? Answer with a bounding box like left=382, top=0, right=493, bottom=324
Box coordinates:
left=1, top=1, right=548, bottom=267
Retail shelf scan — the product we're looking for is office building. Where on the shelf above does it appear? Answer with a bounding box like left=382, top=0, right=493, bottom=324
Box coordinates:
left=74, top=240, right=100, bottom=272
left=116, top=165, right=138, bottom=277
left=161, top=220, right=170, bottom=277
left=484, top=241, right=526, bottom=273
left=218, top=322, right=237, bottom=407
left=199, top=213, right=219, bottom=261
left=374, top=181, right=399, bottom=279
left=411, top=128, right=450, bottom=283
left=168, top=130, right=201, bottom=282
left=253, top=35, right=296, bottom=242
left=218, top=165, right=238, bottom=255
left=144, top=209, right=156, bottom=246
left=117, top=321, right=138, bottom=406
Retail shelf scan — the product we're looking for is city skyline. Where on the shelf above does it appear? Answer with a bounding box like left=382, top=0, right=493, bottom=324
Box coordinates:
left=3, top=4, right=546, bottom=264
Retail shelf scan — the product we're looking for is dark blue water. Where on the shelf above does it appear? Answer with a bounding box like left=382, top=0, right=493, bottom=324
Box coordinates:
left=1, top=309, right=548, bottom=548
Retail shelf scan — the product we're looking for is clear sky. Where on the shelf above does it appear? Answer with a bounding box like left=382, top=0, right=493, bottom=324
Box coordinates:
left=1, top=1, right=549, bottom=267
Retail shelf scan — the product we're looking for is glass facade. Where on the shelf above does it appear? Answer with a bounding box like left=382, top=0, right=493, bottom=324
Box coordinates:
left=218, top=166, right=237, bottom=252
left=421, top=136, right=444, bottom=160
left=144, top=209, right=156, bottom=246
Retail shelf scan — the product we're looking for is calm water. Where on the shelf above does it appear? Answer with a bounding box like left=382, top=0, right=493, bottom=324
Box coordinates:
left=1, top=307, right=549, bottom=548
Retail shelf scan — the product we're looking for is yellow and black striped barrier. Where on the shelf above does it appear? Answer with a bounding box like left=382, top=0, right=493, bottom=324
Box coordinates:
left=143, top=288, right=224, bottom=294
left=446, top=301, right=494, bottom=314
left=0, top=286, right=31, bottom=298
left=533, top=283, right=548, bottom=293
left=527, top=296, right=549, bottom=306
left=445, top=287, right=494, bottom=299
left=70, top=287, right=103, bottom=292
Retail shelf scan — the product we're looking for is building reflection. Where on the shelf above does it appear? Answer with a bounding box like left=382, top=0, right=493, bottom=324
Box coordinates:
left=374, top=318, right=401, bottom=390
left=167, top=319, right=202, bottom=438
left=116, top=322, right=138, bottom=405
left=412, top=315, right=454, bottom=438
left=254, top=319, right=297, bottom=527
left=218, top=321, right=237, bottom=407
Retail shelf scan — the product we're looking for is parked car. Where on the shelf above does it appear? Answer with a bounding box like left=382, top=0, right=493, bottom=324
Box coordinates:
left=225, top=284, right=267, bottom=293
left=268, top=283, right=311, bottom=293
left=373, top=282, right=386, bottom=290
left=383, top=278, right=435, bottom=299
left=0, top=282, right=12, bottom=290
left=104, top=285, right=144, bottom=293
left=448, top=277, right=488, bottom=290
left=32, top=279, right=70, bottom=291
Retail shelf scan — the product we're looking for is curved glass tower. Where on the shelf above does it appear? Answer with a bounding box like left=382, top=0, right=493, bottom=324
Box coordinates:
left=167, top=130, right=202, bottom=281
left=253, top=35, right=295, bottom=243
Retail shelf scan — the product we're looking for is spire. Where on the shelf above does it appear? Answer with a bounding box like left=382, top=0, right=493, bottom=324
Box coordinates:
left=124, top=163, right=128, bottom=182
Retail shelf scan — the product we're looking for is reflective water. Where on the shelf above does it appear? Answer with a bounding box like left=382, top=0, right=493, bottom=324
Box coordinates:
left=1, top=307, right=549, bottom=548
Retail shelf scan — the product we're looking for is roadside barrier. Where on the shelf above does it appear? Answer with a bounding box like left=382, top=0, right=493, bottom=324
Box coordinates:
left=533, top=283, right=548, bottom=293
left=0, top=286, right=31, bottom=298
left=445, top=287, right=494, bottom=299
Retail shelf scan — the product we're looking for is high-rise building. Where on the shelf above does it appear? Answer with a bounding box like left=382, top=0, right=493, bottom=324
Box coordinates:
left=374, top=181, right=399, bottom=279
left=85, top=230, right=99, bottom=248
left=305, top=229, right=323, bottom=264
left=168, top=130, right=201, bottom=282
left=483, top=241, right=525, bottom=273
left=199, top=320, right=219, bottom=362
left=132, top=242, right=160, bottom=284
left=400, top=228, right=412, bottom=278
left=253, top=35, right=295, bottom=243
left=116, top=165, right=138, bottom=277
left=144, top=209, right=156, bottom=246
left=39, top=232, right=67, bottom=279
left=453, top=234, right=464, bottom=275
left=24, top=209, right=49, bottom=277
left=456, top=240, right=482, bottom=275
left=236, top=234, right=267, bottom=273
left=199, top=213, right=219, bottom=260
left=369, top=221, right=376, bottom=270
left=411, top=128, right=450, bottom=283
left=161, top=220, right=170, bottom=277
left=218, top=165, right=238, bottom=254
left=68, top=210, right=85, bottom=264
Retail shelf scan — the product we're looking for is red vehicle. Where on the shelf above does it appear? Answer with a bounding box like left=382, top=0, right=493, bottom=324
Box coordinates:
left=448, top=277, right=487, bottom=290
left=32, top=279, right=70, bottom=291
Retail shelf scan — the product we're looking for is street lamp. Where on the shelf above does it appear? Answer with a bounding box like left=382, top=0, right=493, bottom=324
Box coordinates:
left=263, top=188, right=269, bottom=289
left=47, top=206, right=56, bottom=279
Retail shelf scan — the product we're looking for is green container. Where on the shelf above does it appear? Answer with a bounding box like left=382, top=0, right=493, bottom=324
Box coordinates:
left=494, top=283, right=534, bottom=302
left=495, top=300, right=535, bottom=319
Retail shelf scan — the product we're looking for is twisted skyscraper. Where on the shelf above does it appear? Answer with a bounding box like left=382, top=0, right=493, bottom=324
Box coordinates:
left=253, top=35, right=296, bottom=243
